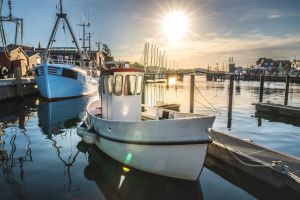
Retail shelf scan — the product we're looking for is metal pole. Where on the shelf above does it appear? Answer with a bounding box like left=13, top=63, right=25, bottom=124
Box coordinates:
left=227, top=75, right=234, bottom=128
left=259, top=75, right=265, bottom=103
left=190, top=74, right=195, bottom=113
left=284, top=75, right=290, bottom=105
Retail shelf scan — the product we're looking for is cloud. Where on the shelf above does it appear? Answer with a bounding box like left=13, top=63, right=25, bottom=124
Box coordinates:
left=239, top=9, right=282, bottom=21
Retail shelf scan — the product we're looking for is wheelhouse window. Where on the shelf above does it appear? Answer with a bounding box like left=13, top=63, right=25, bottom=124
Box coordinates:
left=108, top=75, right=113, bottom=95
left=136, top=75, right=143, bottom=95
left=124, top=75, right=136, bottom=96
left=114, top=75, right=123, bottom=96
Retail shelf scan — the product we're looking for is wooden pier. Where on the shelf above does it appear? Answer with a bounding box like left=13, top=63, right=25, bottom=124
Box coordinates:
left=256, top=103, right=300, bottom=118
left=208, top=129, right=300, bottom=194
left=0, top=77, right=37, bottom=101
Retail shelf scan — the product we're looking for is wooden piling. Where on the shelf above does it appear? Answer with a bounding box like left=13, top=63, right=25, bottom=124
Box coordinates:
left=259, top=75, right=265, bottom=103
left=190, top=74, right=195, bottom=113
left=284, top=75, right=290, bottom=106
left=228, top=75, right=234, bottom=128
left=166, top=74, right=169, bottom=88
left=142, top=83, right=145, bottom=105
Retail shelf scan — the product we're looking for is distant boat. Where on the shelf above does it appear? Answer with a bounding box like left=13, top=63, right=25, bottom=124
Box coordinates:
left=77, top=67, right=215, bottom=181
left=34, top=0, right=98, bottom=99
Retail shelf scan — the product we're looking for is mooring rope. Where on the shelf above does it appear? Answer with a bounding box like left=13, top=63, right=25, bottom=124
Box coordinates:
left=194, top=98, right=218, bottom=114
left=210, top=129, right=275, bottom=168
left=194, top=84, right=221, bottom=114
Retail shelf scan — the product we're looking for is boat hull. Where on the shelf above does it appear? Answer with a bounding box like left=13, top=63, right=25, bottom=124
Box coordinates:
left=94, top=137, right=208, bottom=181
left=80, top=101, right=215, bottom=181
left=35, top=64, right=98, bottom=99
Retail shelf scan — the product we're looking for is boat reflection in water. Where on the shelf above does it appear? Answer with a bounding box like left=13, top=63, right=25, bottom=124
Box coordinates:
left=37, top=96, right=94, bottom=191
left=38, top=96, right=93, bottom=134
left=79, top=143, right=204, bottom=200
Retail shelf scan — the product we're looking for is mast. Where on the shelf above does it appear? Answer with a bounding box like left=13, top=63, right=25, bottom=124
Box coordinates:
left=45, top=0, right=84, bottom=63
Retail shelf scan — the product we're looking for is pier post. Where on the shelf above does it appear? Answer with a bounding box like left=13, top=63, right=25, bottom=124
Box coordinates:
left=227, top=75, right=234, bottom=128
left=190, top=74, right=195, bottom=113
left=259, top=75, right=265, bottom=103
left=284, top=75, right=290, bottom=105
left=166, top=74, right=169, bottom=88
left=142, top=83, right=145, bottom=105
left=14, top=67, right=23, bottom=98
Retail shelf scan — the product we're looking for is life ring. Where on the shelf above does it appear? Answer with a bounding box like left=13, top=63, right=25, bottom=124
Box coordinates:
left=1, top=66, right=8, bottom=78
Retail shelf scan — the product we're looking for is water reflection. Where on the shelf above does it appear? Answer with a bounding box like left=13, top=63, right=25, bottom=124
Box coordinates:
left=81, top=143, right=204, bottom=200
left=38, top=97, right=91, bottom=134
left=0, top=127, right=33, bottom=200
left=0, top=97, right=38, bottom=129
left=47, top=130, right=80, bottom=191
left=37, top=97, right=93, bottom=191
left=255, top=111, right=300, bottom=128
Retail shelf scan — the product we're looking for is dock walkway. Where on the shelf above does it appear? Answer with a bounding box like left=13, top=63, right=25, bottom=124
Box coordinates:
left=208, top=129, right=300, bottom=193
left=255, top=102, right=300, bottom=118
left=0, top=77, right=37, bottom=101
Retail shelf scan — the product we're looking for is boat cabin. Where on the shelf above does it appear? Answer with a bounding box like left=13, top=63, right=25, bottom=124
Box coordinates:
left=100, top=68, right=144, bottom=121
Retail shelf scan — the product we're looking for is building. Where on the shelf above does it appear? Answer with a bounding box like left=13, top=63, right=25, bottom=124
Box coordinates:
left=26, top=51, right=41, bottom=68
left=254, top=57, right=291, bottom=75
left=292, top=59, right=300, bottom=71
left=0, top=46, right=28, bottom=76
left=0, top=45, right=41, bottom=77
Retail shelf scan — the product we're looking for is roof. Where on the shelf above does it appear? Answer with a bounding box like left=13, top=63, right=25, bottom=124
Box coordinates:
left=25, top=51, right=40, bottom=57
left=0, top=46, right=18, bottom=53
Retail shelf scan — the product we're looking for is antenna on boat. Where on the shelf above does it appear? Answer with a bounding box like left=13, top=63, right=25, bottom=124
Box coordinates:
left=45, top=0, right=84, bottom=64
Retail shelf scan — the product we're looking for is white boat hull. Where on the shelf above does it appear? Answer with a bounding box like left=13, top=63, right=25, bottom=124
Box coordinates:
left=35, top=64, right=98, bottom=99
left=95, top=138, right=208, bottom=180
left=78, top=100, right=215, bottom=181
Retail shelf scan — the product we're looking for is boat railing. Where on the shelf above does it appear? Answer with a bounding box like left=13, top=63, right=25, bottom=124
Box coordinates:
left=142, top=104, right=204, bottom=120
left=48, top=58, right=76, bottom=65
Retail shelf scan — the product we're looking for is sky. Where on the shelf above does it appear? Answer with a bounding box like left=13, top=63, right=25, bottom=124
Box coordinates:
left=2, top=0, right=300, bottom=68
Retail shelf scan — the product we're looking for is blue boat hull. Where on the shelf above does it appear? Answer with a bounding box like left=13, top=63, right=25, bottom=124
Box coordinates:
left=35, top=64, right=98, bottom=99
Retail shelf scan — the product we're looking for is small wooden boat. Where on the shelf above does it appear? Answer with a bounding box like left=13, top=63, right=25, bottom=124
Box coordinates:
left=77, top=67, right=215, bottom=181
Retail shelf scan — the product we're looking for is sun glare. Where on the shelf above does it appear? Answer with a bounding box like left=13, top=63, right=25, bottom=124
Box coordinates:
left=162, top=11, right=189, bottom=41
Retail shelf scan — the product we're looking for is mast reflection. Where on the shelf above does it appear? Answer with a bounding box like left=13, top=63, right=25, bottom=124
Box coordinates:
left=37, top=96, right=93, bottom=191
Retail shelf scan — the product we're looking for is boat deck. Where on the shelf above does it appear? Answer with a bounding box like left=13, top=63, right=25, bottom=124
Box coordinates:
left=208, top=129, right=300, bottom=192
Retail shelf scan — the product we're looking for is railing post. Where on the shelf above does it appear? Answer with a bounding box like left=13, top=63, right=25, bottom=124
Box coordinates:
left=190, top=74, right=195, bottom=113
left=259, top=75, right=265, bottom=103
left=284, top=75, right=290, bottom=105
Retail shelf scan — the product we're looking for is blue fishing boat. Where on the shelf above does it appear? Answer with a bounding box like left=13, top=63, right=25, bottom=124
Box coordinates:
left=35, top=0, right=98, bottom=99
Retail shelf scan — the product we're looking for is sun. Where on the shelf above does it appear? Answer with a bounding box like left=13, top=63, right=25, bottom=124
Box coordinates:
left=161, top=11, right=189, bottom=41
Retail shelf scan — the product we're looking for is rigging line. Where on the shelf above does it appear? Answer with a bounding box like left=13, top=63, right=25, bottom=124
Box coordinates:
left=194, top=83, right=221, bottom=114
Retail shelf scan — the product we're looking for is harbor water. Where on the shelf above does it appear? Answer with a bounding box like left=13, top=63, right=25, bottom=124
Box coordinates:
left=1, top=76, right=300, bottom=200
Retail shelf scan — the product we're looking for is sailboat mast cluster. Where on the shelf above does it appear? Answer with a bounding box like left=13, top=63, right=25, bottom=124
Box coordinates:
left=141, top=42, right=178, bottom=72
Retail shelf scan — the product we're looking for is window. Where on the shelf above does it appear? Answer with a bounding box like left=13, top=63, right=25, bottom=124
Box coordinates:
left=114, top=75, right=123, bottom=96
left=108, top=75, right=113, bottom=95
left=136, top=75, right=143, bottom=95
left=124, top=75, right=136, bottom=95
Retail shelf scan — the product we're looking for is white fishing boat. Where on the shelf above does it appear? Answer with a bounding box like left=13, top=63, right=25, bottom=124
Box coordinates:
left=34, top=0, right=98, bottom=99
left=77, top=67, right=215, bottom=181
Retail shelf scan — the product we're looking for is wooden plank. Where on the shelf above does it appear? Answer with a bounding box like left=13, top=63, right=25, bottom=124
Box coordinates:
left=208, top=129, right=300, bottom=193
